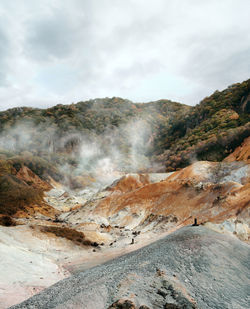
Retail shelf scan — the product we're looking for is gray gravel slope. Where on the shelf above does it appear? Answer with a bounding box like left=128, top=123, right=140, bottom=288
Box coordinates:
left=10, top=226, right=250, bottom=309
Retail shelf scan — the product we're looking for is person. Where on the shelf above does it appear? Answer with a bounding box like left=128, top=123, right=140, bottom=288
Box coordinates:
left=192, top=218, right=199, bottom=226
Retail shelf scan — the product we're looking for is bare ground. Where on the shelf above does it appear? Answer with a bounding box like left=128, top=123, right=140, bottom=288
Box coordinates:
left=10, top=226, right=250, bottom=309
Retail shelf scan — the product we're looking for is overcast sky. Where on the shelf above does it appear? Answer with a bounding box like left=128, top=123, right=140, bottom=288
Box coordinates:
left=0, top=0, right=249, bottom=111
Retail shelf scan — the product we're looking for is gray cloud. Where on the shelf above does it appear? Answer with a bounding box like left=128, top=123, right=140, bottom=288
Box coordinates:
left=0, top=0, right=249, bottom=110
left=27, top=14, right=76, bottom=61
left=179, top=30, right=250, bottom=88
left=0, top=26, right=10, bottom=86
left=25, top=5, right=93, bottom=62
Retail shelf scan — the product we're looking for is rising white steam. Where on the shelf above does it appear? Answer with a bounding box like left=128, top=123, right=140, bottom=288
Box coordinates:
left=74, top=119, right=153, bottom=187
left=0, top=117, right=156, bottom=189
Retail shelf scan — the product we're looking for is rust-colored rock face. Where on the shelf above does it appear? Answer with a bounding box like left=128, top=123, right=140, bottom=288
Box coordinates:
left=16, top=166, right=52, bottom=191
left=0, top=165, right=56, bottom=219
left=224, top=136, right=250, bottom=163
left=66, top=161, right=249, bottom=241
left=107, top=174, right=150, bottom=193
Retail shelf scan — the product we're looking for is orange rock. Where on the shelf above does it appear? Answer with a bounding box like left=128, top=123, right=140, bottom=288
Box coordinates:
left=16, top=166, right=52, bottom=191
left=229, top=112, right=239, bottom=120
left=89, top=162, right=249, bottom=229
left=224, top=136, right=250, bottom=163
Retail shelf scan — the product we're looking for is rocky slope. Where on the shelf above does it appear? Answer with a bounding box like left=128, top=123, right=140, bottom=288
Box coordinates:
left=1, top=149, right=249, bottom=307
left=10, top=226, right=250, bottom=309
left=224, top=135, right=250, bottom=163
left=62, top=160, right=250, bottom=244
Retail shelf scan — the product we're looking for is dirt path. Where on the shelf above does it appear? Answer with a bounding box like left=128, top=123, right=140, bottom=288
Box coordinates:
left=63, top=224, right=184, bottom=273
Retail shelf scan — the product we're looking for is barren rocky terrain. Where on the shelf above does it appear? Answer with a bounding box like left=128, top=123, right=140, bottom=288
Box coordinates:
left=10, top=226, right=250, bottom=309
left=1, top=138, right=249, bottom=308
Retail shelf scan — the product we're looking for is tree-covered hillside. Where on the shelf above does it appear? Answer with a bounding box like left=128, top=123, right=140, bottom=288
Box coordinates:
left=0, top=79, right=249, bottom=176
left=153, top=79, right=250, bottom=170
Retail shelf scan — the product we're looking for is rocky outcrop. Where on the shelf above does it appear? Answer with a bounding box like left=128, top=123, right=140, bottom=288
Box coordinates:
left=108, top=299, right=136, bottom=309
left=16, top=166, right=52, bottom=191
left=224, top=136, right=250, bottom=164
left=64, top=161, right=250, bottom=241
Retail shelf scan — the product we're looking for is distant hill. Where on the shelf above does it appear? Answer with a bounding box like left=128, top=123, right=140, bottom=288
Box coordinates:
left=0, top=96, right=190, bottom=179
left=0, top=78, right=249, bottom=178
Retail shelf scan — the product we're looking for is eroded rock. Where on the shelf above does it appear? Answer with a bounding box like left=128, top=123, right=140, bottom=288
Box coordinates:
left=108, top=299, right=136, bottom=309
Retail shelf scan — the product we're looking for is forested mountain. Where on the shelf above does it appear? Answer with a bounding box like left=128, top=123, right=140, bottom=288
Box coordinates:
left=153, top=79, right=250, bottom=170
left=0, top=78, right=249, bottom=180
